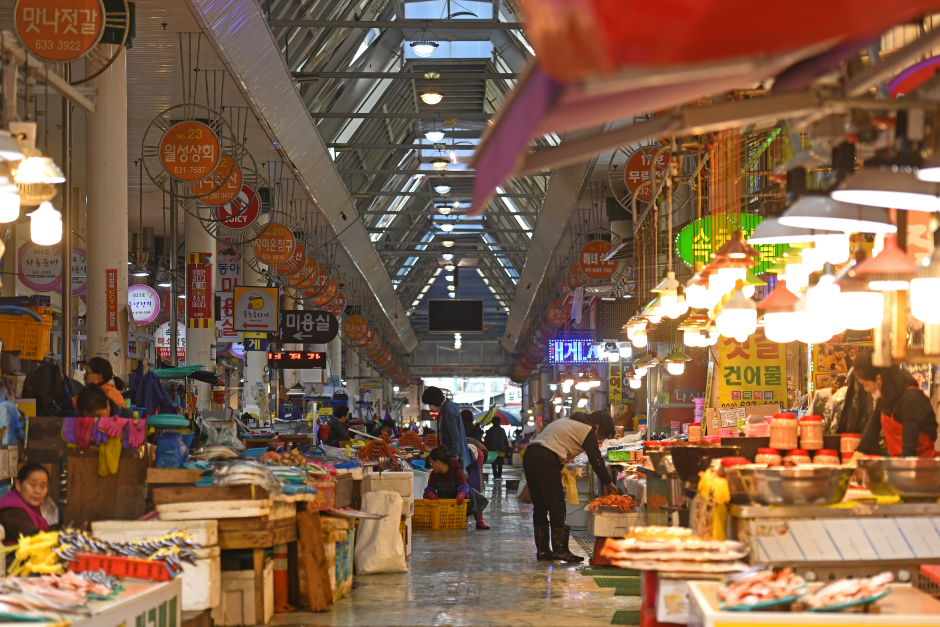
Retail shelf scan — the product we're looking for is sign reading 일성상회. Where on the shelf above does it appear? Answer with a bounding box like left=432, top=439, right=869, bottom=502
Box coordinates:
left=717, top=329, right=786, bottom=408
left=273, top=310, right=338, bottom=344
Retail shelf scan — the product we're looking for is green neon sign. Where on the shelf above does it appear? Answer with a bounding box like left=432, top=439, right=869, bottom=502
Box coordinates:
left=675, top=215, right=781, bottom=274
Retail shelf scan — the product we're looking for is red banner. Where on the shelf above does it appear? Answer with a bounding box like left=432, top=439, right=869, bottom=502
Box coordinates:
left=106, top=269, right=117, bottom=331
left=186, top=253, right=213, bottom=328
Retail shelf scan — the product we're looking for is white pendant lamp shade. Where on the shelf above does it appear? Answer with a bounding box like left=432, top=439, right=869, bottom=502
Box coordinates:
left=817, top=234, right=850, bottom=265
left=426, top=131, right=445, bottom=142
left=410, top=41, right=439, bottom=57
left=802, top=273, right=844, bottom=340
left=631, top=328, right=647, bottom=348
left=685, top=280, right=709, bottom=309
left=421, top=90, right=443, bottom=105
left=747, top=217, right=841, bottom=244
left=28, top=202, right=62, bottom=245
left=15, top=156, right=65, bottom=184
left=618, top=343, right=632, bottom=358
left=666, top=362, right=685, bottom=375
left=778, top=195, right=897, bottom=233
left=911, top=246, right=940, bottom=324
left=839, top=290, right=884, bottom=330
left=434, top=184, right=450, bottom=193
left=683, top=329, right=703, bottom=347
left=763, top=312, right=798, bottom=343
left=831, top=166, right=940, bottom=212
left=629, top=377, right=641, bottom=389
left=665, top=294, right=689, bottom=319
left=716, top=288, right=756, bottom=339
left=0, top=188, right=20, bottom=223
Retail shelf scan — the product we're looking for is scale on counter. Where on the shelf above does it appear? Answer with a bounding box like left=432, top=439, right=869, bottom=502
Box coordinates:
left=730, top=502, right=940, bottom=588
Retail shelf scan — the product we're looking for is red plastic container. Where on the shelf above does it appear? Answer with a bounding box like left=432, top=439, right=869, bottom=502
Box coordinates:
left=67, top=553, right=175, bottom=581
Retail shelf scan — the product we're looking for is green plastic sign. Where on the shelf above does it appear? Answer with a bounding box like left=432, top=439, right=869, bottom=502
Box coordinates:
left=675, top=215, right=781, bottom=274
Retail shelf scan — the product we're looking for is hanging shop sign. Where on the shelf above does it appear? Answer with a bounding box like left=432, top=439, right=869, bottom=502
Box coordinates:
left=216, top=238, right=240, bottom=293
left=191, top=154, right=241, bottom=205
left=356, top=328, right=375, bottom=347
left=156, top=321, right=186, bottom=360
left=276, top=245, right=306, bottom=276
left=186, top=253, right=213, bottom=329
left=268, top=350, right=326, bottom=369
left=230, top=342, right=245, bottom=359
left=344, top=315, right=369, bottom=340
left=624, top=146, right=670, bottom=202
left=252, top=222, right=295, bottom=265
left=323, top=290, right=346, bottom=315
left=214, top=184, right=260, bottom=230
left=717, top=329, right=786, bottom=408
left=314, top=278, right=339, bottom=306
left=299, top=266, right=327, bottom=293
left=128, top=284, right=161, bottom=325
left=233, top=286, right=279, bottom=333
left=215, top=291, right=241, bottom=343
left=14, top=0, right=106, bottom=63
left=580, top=240, right=616, bottom=280
left=567, top=263, right=589, bottom=289
left=106, top=268, right=118, bottom=332
left=243, top=333, right=267, bottom=352
left=547, top=299, right=567, bottom=326
left=675, top=215, right=781, bottom=275
left=17, top=241, right=62, bottom=292
left=159, top=121, right=220, bottom=183
left=273, top=310, right=338, bottom=344
left=53, top=247, right=87, bottom=296
left=289, top=257, right=319, bottom=289
left=609, top=358, right=623, bottom=405
left=547, top=338, right=604, bottom=364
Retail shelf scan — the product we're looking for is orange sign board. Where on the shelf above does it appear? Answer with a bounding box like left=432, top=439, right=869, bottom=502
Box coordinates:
left=344, top=315, right=369, bottom=340
left=288, top=258, right=319, bottom=289
left=252, top=222, right=295, bottom=265
left=580, top=240, right=616, bottom=279
left=625, top=146, right=670, bottom=202
left=324, top=291, right=346, bottom=314
left=192, top=155, right=241, bottom=206
left=567, top=263, right=589, bottom=289
left=159, top=121, right=220, bottom=182
left=547, top=299, right=567, bottom=326
left=14, top=0, right=105, bottom=63
left=276, top=245, right=306, bottom=277
left=314, top=278, right=338, bottom=306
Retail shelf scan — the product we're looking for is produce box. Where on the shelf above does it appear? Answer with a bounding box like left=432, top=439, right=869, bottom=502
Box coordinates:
left=362, top=471, right=413, bottom=497
left=306, top=481, right=336, bottom=511
left=588, top=507, right=644, bottom=538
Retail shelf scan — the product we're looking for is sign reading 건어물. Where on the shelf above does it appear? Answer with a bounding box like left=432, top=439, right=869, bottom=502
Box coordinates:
left=717, top=329, right=786, bottom=408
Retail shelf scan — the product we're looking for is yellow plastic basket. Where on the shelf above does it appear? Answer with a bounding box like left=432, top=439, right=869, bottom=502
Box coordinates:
left=0, top=315, right=51, bottom=360
left=413, top=498, right=468, bottom=531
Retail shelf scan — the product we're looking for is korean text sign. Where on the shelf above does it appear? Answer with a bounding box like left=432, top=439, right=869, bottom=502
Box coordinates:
left=717, top=329, right=786, bottom=407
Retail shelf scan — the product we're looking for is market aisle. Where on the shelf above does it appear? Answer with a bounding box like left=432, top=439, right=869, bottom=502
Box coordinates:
left=274, top=467, right=641, bottom=627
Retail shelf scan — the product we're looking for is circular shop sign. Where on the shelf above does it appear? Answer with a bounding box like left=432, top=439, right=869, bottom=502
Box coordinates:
left=192, top=154, right=242, bottom=206
left=128, top=284, right=161, bottom=324
left=624, top=146, right=670, bottom=202
left=344, top=315, right=369, bottom=340
left=159, top=121, right=221, bottom=182
left=214, top=184, right=261, bottom=230
left=52, top=247, right=87, bottom=296
left=579, top=240, right=616, bottom=280
left=14, top=0, right=106, bottom=63
left=252, top=222, right=296, bottom=265
left=18, top=241, right=62, bottom=292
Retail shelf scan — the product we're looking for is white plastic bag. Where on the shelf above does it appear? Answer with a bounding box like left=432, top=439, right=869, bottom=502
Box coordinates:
left=354, top=491, right=408, bottom=574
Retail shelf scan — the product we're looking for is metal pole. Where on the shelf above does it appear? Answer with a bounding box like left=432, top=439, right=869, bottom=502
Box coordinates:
left=170, top=189, right=178, bottom=367
left=61, top=65, right=71, bottom=375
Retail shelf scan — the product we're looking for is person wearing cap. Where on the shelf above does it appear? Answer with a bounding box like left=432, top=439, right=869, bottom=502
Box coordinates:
left=421, top=386, right=472, bottom=471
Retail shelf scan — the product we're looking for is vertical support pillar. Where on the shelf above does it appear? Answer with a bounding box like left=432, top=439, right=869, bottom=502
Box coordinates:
left=184, top=209, right=215, bottom=408
left=281, top=295, right=300, bottom=390
left=594, top=363, right=609, bottom=414
left=540, top=371, right=552, bottom=429
left=242, top=249, right=267, bottom=420
left=346, top=344, right=359, bottom=416
left=329, top=333, right=342, bottom=388
left=61, top=66, right=72, bottom=375
left=85, top=46, right=128, bottom=378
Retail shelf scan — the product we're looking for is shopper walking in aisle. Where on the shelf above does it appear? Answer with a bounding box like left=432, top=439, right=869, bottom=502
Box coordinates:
left=523, top=411, right=618, bottom=562
left=484, top=419, right=511, bottom=479
left=323, top=405, right=350, bottom=447
left=462, top=409, right=483, bottom=440
left=76, top=357, right=126, bottom=409
left=422, top=387, right=472, bottom=469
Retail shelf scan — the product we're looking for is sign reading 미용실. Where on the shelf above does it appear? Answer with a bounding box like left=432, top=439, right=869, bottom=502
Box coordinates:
left=233, top=286, right=279, bottom=333
left=275, top=310, right=338, bottom=344
left=717, top=329, right=786, bottom=407
left=128, top=284, right=161, bottom=324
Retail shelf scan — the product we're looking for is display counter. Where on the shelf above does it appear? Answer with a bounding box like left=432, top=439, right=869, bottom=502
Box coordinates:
left=687, top=580, right=940, bottom=627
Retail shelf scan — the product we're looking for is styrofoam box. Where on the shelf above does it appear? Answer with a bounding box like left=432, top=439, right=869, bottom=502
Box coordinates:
left=566, top=502, right=589, bottom=528
left=363, top=471, right=413, bottom=497
left=180, top=546, right=221, bottom=611
left=412, top=470, right=430, bottom=499
left=404, top=516, right=412, bottom=557
left=91, top=519, right=218, bottom=547
left=400, top=496, right=414, bottom=519
left=588, top=510, right=644, bottom=538
left=211, top=560, right=274, bottom=626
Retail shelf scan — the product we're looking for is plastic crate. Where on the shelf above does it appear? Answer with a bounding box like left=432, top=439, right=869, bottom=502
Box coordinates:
left=67, top=553, right=175, bottom=581
left=0, top=315, right=51, bottom=360
left=412, top=498, right=467, bottom=530
left=918, top=565, right=940, bottom=599
left=29, top=306, right=53, bottom=324
left=306, top=481, right=335, bottom=511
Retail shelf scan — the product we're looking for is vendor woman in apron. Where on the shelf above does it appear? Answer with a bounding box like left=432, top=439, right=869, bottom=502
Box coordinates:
left=523, top=411, right=618, bottom=562
left=853, top=353, right=937, bottom=457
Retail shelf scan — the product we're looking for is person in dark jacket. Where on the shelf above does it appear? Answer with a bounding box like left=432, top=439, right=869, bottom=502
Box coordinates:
left=523, top=411, right=618, bottom=562
left=323, top=405, right=350, bottom=448
left=423, top=447, right=470, bottom=502
left=461, top=409, right=483, bottom=440
left=484, top=420, right=511, bottom=479
left=422, top=387, right=472, bottom=469
left=853, top=353, right=937, bottom=457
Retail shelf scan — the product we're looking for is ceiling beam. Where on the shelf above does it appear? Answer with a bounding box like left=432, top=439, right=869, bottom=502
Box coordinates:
left=295, top=71, right=516, bottom=80
left=355, top=192, right=540, bottom=197
left=315, top=112, right=491, bottom=119
left=335, top=144, right=477, bottom=151
left=339, top=169, right=549, bottom=175
left=269, top=19, right=523, bottom=29
left=360, top=210, right=540, bottom=215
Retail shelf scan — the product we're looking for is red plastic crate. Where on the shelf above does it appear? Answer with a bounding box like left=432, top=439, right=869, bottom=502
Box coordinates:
left=67, top=553, right=175, bottom=581
left=306, top=482, right=336, bottom=511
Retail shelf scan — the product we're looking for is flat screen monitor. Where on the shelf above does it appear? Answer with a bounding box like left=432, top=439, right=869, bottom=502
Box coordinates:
left=427, top=299, right=483, bottom=333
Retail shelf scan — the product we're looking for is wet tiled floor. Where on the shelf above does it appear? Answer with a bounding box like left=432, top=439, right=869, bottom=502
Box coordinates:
left=276, top=467, right=641, bottom=626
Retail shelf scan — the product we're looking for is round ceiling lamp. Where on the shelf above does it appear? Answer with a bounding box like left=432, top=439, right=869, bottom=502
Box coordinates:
left=444, top=263, right=456, bottom=271
left=437, top=204, right=452, bottom=215
left=421, top=90, right=443, bottom=105
left=440, top=223, right=454, bottom=232
left=442, top=240, right=455, bottom=248
left=410, top=41, right=439, bottom=57
left=442, top=253, right=454, bottom=260
left=434, top=185, right=451, bottom=194
left=426, top=130, right=445, bottom=142
left=431, top=156, right=450, bottom=171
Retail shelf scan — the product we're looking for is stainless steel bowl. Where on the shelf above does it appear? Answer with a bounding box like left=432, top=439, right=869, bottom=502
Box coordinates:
left=736, top=465, right=854, bottom=505
left=858, top=457, right=940, bottom=499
